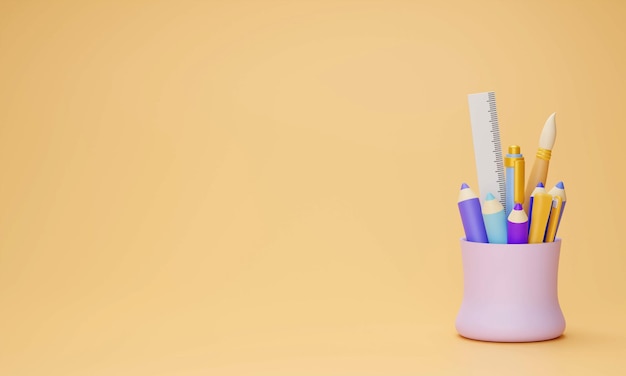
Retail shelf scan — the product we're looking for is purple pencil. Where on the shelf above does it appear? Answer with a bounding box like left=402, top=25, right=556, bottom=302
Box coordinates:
left=507, top=203, right=529, bottom=244
left=458, top=183, right=488, bottom=243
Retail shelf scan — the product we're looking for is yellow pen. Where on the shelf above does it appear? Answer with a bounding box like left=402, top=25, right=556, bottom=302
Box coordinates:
left=528, top=192, right=552, bottom=243
left=544, top=196, right=564, bottom=242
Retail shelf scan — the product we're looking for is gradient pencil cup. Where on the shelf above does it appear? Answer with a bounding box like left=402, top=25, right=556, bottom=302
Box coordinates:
left=456, top=239, right=566, bottom=342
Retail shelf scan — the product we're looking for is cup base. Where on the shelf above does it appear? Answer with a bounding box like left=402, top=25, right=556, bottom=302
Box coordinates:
left=456, top=306, right=565, bottom=342
left=457, top=333, right=564, bottom=343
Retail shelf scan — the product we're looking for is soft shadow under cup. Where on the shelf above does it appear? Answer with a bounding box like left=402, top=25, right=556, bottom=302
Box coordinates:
left=456, top=239, right=565, bottom=342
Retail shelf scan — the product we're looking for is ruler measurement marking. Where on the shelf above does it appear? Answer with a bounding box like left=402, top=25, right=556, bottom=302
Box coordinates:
left=467, top=92, right=506, bottom=211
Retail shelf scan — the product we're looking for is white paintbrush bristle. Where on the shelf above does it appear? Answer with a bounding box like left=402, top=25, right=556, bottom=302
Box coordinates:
left=539, top=112, right=557, bottom=150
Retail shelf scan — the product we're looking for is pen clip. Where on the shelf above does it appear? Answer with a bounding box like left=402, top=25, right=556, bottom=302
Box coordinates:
left=514, top=159, right=525, bottom=205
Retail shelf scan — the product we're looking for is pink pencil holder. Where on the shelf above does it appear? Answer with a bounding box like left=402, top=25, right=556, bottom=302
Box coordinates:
left=456, top=239, right=566, bottom=342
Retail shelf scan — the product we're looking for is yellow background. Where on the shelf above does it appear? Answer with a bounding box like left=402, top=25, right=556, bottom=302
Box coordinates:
left=1, top=0, right=625, bottom=374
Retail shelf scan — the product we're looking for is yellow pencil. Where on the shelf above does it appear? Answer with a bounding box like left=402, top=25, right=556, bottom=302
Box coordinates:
left=528, top=193, right=552, bottom=243
left=545, top=196, right=564, bottom=242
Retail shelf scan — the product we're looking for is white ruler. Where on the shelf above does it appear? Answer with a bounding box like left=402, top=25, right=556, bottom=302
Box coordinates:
left=467, top=92, right=506, bottom=210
